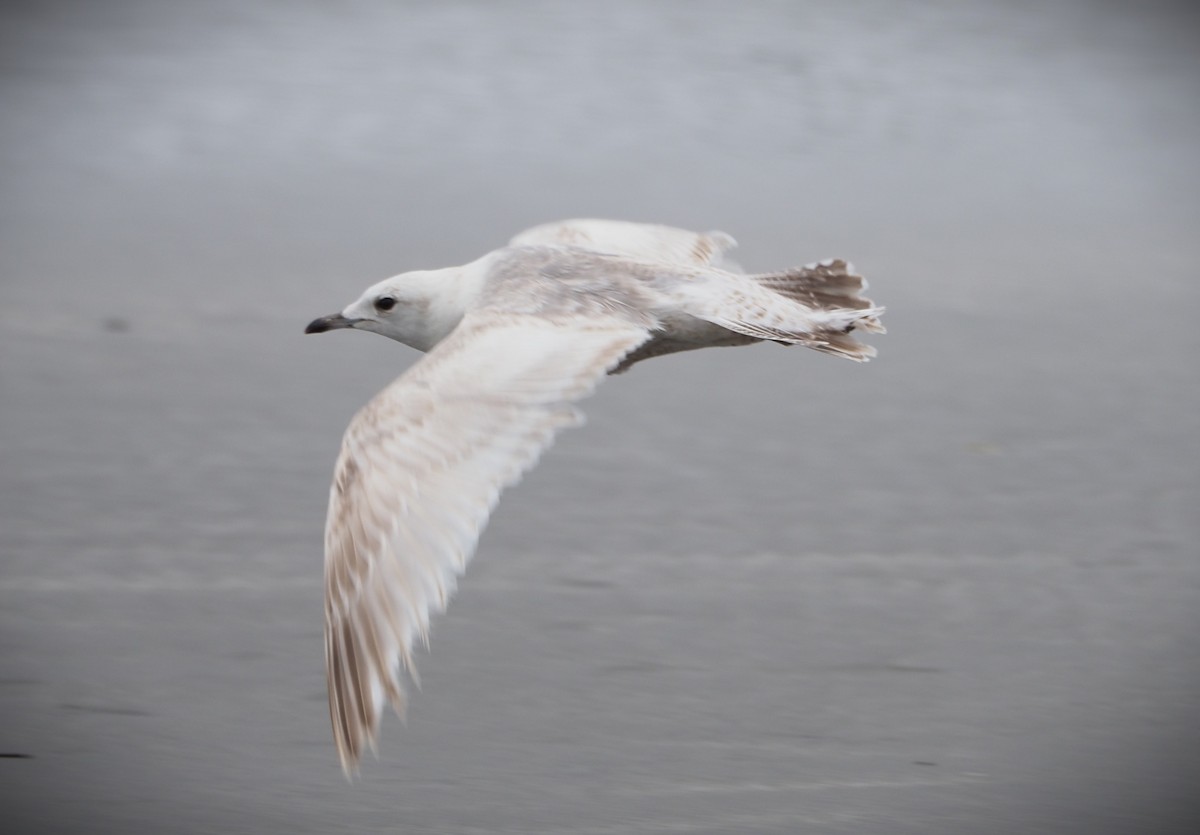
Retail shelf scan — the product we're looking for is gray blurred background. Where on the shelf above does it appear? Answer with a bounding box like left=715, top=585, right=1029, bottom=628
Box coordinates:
left=1, top=1, right=1198, bottom=833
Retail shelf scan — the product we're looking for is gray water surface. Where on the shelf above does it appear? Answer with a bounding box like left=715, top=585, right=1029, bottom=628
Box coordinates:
left=2, top=2, right=1198, bottom=833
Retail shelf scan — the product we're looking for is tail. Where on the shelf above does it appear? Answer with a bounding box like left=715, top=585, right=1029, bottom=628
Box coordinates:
left=754, top=260, right=883, bottom=330
left=747, top=259, right=885, bottom=361
left=656, top=257, right=886, bottom=364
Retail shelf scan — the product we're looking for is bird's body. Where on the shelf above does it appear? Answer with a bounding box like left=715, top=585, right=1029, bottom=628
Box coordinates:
left=305, top=219, right=884, bottom=775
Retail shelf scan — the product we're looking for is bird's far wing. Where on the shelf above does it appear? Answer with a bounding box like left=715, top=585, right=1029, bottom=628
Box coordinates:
left=323, top=310, right=650, bottom=775
left=509, top=218, right=738, bottom=269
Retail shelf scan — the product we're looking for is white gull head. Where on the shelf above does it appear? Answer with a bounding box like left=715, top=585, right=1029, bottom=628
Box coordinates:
left=305, top=256, right=495, bottom=352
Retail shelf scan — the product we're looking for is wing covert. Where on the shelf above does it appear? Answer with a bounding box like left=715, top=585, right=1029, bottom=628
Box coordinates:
left=510, top=218, right=738, bottom=269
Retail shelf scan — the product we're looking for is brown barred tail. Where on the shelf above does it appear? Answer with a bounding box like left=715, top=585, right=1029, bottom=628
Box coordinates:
left=753, top=259, right=886, bottom=335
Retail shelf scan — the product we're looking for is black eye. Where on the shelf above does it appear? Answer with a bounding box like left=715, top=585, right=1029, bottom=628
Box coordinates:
left=374, top=296, right=396, bottom=312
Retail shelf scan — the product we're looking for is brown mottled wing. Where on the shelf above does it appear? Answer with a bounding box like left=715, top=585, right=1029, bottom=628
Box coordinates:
left=323, top=310, right=650, bottom=775
left=509, top=218, right=738, bottom=268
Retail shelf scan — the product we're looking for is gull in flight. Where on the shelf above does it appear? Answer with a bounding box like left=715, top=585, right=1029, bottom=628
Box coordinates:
left=305, top=219, right=884, bottom=775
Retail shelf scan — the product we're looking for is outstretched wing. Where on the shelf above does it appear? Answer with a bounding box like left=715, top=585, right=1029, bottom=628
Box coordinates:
left=323, top=310, right=650, bottom=775
left=510, top=218, right=739, bottom=269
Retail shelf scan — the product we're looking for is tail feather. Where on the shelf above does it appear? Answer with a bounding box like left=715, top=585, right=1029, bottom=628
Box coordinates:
left=754, top=259, right=886, bottom=335
left=709, top=310, right=881, bottom=362
left=629, top=255, right=885, bottom=368
left=783, top=328, right=879, bottom=362
left=712, top=257, right=884, bottom=361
